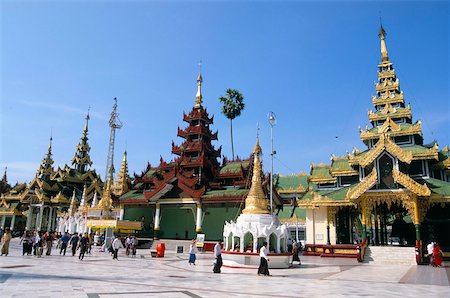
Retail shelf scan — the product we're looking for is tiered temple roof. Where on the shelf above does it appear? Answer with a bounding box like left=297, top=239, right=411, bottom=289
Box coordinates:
left=296, top=25, right=450, bottom=209
left=120, top=74, right=282, bottom=207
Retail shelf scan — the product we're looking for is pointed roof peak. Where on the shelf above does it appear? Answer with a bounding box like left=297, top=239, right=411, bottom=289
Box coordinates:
left=253, top=134, right=262, bottom=155
left=195, top=72, right=203, bottom=108
left=378, top=20, right=389, bottom=62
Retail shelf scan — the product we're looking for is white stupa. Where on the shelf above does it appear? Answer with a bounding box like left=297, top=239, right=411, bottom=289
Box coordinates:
left=222, top=136, right=290, bottom=268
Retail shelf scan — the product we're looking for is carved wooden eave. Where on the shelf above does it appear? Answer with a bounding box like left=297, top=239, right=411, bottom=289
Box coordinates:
left=350, top=134, right=412, bottom=167
left=360, top=119, right=422, bottom=141
left=330, top=168, right=359, bottom=177
left=392, top=168, right=431, bottom=196
left=372, top=92, right=404, bottom=106
left=412, top=144, right=439, bottom=161
left=278, top=184, right=307, bottom=194
left=368, top=105, right=411, bottom=122
left=0, top=196, right=10, bottom=208
left=347, top=168, right=378, bottom=200
left=35, top=189, right=51, bottom=203
left=375, top=78, right=399, bottom=92
left=51, top=192, right=69, bottom=204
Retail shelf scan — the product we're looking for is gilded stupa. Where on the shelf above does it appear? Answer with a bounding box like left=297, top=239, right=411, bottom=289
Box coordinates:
left=242, top=136, right=269, bottom=214
left=222, top=134, right=290, bottom=268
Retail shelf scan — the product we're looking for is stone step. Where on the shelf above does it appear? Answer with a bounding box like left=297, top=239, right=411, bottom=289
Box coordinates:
left=364, top=246, right=416, bottom=265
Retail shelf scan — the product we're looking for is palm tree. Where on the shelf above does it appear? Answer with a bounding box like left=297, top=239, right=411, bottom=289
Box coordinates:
left=219, top=89, right=245, bottom=160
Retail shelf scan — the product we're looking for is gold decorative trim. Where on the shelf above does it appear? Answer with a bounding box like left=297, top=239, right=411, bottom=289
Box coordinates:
left=392, top=168, right=431, bottom=196
left=347, top=168, right=378, bottom=200
left=350, top=133, right=412, bottom=167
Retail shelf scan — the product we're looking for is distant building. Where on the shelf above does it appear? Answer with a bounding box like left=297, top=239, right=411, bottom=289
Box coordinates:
left=0, top=113, right=103, bottom=232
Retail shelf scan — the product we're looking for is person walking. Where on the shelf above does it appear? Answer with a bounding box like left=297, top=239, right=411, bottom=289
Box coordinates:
left=35, top=231, right=43, bottom=258
left=78, top=233, right=89, bottom=261
left=59, top=232, right=70, bottom=256
left=69, top=233, right=80, bottom=257
left=112, top=237, right=123, bottom=260
left=257, top=241, right=270, bottom=276
left=45, top=232, right=54, bottom=255
left=427, top=241, right=435, bottom=266
left=213, top=240, right=223, bottom=273
left=292, top=240, right=301, bottom=264
left=188, top=239, right=197, bottom=265
left=0, top=227, right=12, bottom=256
left=433, top=242, right=444, bottom=267
left=20, top=231, right=32, bottom=256
left=131, top=236, right=138, bottom=258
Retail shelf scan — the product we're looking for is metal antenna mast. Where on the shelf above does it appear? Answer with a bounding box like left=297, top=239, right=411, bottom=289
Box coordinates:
left=105, top=98, right=123, bottom=183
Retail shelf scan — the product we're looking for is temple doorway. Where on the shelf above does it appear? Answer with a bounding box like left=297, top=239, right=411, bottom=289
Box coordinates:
left=369, top=202, right=415, bottom=247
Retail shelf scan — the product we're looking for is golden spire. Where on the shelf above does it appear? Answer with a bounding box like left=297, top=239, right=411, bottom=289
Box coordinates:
left=194, top=61, right=203, bottom=108
left=195, top=72, right=203, bottom=108
left=378, top=21, right=389, bottom=62
left=113, top=150, right=130, bottom=196
left=68, top=189, right=78, bottom=216
left=242, top=135, right=269, bottom=214
left=98, top=180, right=113, bottom=210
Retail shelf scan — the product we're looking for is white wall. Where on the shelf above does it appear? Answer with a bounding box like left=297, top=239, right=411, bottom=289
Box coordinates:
left=306, top=207, right=336, bottom=245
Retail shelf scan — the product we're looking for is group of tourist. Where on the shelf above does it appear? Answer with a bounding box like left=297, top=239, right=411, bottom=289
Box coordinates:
left=426, top=241, right=444, bottom=267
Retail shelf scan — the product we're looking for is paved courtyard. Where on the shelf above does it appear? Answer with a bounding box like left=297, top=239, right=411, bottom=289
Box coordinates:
left=0, top=238, right=449, bottom=297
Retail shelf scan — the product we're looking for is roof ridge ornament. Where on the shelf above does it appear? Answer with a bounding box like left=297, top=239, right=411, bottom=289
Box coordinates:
left=195, top=61, right=203, bottom=108
left=378, top=19, right=389, bottom=62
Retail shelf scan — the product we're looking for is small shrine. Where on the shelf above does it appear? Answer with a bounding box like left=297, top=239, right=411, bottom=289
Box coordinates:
left=222, top=136, right=290, bottom=268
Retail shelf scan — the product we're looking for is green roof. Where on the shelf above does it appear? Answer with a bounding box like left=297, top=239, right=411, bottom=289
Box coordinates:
left=310, top=164, right=333, bottom=179
left=421, top=178, right=450, bottom=197
left=219, top=160, right=250, bottom=175
left=401, top=145, right=433, bottom=155
left=276, top=175, right=309, bottom=191
left=144, top=169, right=157, bottom=178
left=202, top=188, right=248, bottom=198
left=300, top=184, right=356, bottom=202
left=331, top=157, right=355, bottom=172
left=120, top=190, right=145, bottom=200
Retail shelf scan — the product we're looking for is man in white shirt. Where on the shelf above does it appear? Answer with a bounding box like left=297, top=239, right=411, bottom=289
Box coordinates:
left=112, top=237, right=124, bottom=260
left=257, top=241, right=270, bottom=276
left=427, top=242, right=434, bottom=265
left=213, top=240, right=222, bottom=273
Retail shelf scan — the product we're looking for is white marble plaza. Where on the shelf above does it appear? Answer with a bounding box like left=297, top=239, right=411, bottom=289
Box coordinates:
left=0, top=238, right=449, bottom=298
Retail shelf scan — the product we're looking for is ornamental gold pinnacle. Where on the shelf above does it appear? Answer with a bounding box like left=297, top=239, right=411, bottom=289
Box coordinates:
left=242, top=136, right=269, bottom=214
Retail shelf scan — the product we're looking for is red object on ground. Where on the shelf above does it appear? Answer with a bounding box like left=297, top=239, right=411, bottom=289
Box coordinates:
left=156, top=243, right=165, bottom=257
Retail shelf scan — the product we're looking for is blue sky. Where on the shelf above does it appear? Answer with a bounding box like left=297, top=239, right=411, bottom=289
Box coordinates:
left=1, top=1, right=449, bottom=184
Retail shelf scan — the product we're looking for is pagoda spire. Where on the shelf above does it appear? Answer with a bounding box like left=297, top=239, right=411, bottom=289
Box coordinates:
left=378, top=21, right=389, bottom=62
left=68, top=189, right=78, bottom=216
left=113, top=150, right=130, bottom=196
left=71, top=110, right=93, bottom=173
left=194, top=72, right=203, bottom=108
left=37, top=136, right=55, bottom=181
left=242, top=135, right=269, bottom=214
left=1, top=167, right=7, bottom=184
left=98, top=180, right=113, bottom=211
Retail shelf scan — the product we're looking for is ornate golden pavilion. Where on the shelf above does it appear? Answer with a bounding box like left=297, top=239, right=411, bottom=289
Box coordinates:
left=295, top=25, right=450, bottom=261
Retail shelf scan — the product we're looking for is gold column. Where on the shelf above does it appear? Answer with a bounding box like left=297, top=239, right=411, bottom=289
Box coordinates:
left=361, top=197, right=367, bottom=241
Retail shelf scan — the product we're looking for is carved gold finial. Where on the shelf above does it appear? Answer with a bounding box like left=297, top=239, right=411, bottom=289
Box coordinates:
left=242, top=136, right=269, bottom=214
left=195, top=61, right=203, bottom=108
left=378, top=20, right=389, bottom=62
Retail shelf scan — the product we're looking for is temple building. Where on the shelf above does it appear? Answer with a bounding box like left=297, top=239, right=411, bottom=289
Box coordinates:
left=0, top=112, right=104, bottom=232
left=120, top=73, right=283, bottom=240
left=298, top=25, right=450, bottom=262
